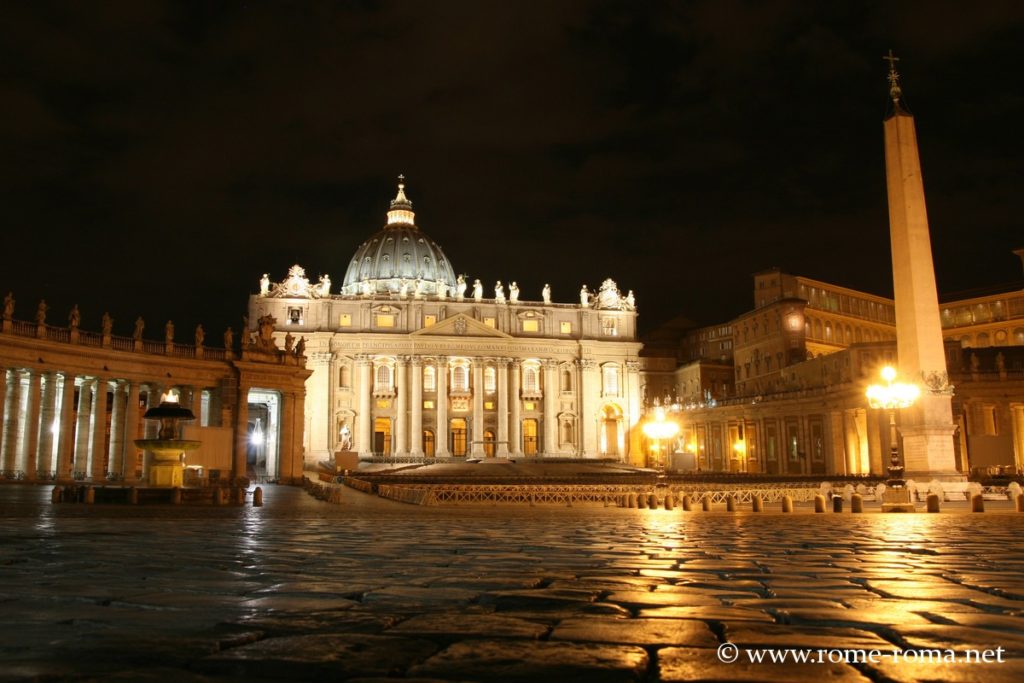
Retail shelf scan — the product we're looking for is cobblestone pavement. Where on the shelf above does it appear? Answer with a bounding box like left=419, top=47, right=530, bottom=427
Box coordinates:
left=2, top=485, right=1024, bottom=681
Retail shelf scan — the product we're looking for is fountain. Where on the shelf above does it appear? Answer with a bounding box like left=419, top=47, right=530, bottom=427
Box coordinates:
left=134, top=391, right=202, bottom=487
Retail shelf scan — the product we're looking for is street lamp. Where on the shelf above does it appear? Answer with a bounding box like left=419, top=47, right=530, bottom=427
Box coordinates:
left=866, top=365, right=920, bottom=511
left=643, top=405, right=679, bottom=470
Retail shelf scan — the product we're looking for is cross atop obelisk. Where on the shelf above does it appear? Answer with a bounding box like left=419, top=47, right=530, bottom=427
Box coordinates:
left=883, top=49, right=904, bottom=111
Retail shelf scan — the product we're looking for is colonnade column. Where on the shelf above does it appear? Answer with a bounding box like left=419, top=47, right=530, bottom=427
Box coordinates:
left=278, top=391, right=294, bottom=480
left=73, top=378, right=92, bottom=475
left=409, top=357, right=423, bottom=456
left=355, top=355, right=372, bottom=457
left=471, top=359, right=485, bottom=456
left=1, top=370, right=22, bottom=474
left=23, top=371, right=43, bottom=480
left=867, top=408, right=884, bottom=475
left=56, top=373, right=76, bottom=479
left=509, top=360, right=521, bottom=455
left=625, top=361, right=642, bottom=463
left=496, top=358, right=509, bottom=457
left=143, top=384, right=163, bottom=480
left=89, top=378, right=108, bottom=481
left=37, top=372, right=58, bottom=475
left=122, top=382, right=141, bottom=481
left=395, top=356, right=409, bottom=456
left=435, top=357, right=450, bottom=456
left=542, top=360, right=558, bottom=455
left=108, top=381, right=127, bottom=478
left=233, top=383, right=250, bottom=482
left=292, top=390, right=306, bottom=478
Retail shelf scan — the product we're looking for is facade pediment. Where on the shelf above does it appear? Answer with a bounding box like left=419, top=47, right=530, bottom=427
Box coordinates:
left=411, top=313, right=512, bottom=339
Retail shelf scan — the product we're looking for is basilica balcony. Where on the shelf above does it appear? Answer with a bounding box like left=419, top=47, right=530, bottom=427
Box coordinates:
left=372, top=387, right=396, bottom=399
left=520, top=389, right=543, bottom=401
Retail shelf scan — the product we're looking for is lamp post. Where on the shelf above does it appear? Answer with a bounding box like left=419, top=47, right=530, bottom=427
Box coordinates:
left=642, top=405, right=679, bottom=471
left=866, top=365, right=920, bottom=512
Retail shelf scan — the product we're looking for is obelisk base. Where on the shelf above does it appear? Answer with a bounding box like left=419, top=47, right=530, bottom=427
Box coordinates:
left=881, top=487, right=916, bottom=513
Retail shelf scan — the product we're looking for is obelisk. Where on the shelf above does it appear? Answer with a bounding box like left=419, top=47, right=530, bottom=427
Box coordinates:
left=882, top=51, right=960, bottom=479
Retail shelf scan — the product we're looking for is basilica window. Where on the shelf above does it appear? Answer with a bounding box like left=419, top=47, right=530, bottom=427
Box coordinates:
left=522, top=319, right=539, bottom=333
left=560, top=321, right=572, bottom=334
left=602, top=364, right=620, bottom=396
left=339, top=313, right=352, bottom=327
left=423, top=314, right=436, bottom=328
left=484, top=367, right=496, bottom=393
left=288, top=308, right=303, bottom=325
left=423, top=365, right=436, bottom=392
left=375, top=314, right=395, bottom=328
left=522, top=364, right=539, bottom=393
left=601, top=317, right=618, bottom=336
left=375, top=365, right=393, bottom=393
left=452, top=364, right=469, bottom=392
left=484, top=317, right=496, bottom=328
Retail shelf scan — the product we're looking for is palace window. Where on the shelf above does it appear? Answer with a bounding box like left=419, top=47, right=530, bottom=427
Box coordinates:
left=602, top=364, right=620, bottom=396
left=522, top=365, right=539, bottom=393
left=375, top=365, right=393, bottom=393
left=423, top=365, right=436, bottom=392
left=484, top=367, right=496, bottom=393
left=452, top=365, right=469, bottom=392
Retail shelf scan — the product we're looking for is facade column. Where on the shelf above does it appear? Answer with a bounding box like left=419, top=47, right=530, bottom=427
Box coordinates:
left=509, top=360, right=521, bottom=455
left=394, top=356, right=409, bottom=456
left=826, top=410, right=844, bottom=476
left=1, top=370, right=22, bottom=475
left=410, top=357, right=423, bottom=456
left=233, top=384, right=250, bottom=482
left=56, top=373, right=77, bottom=480
left=277, top=392, right=295, bottom=481
left=580, top=359, right=599, bottom=457
left=89, top=378, right=108, bottom=481
left=542, top=360, right=558, bottom=455
left=37, top=372, right=58, bottom=476
left=23, top=371, right=43, bottom=481
left=496, top=358, right=509, bottom=457
left=122, top=382, right=141, bottom=482
left=108, top=381, right=127, bottom=478
left=73, top=378, right=92, bottom=476
left=435, top=357, right=450, bottom=456
left=625, top=360, right=642, bottom=464
left=471, top=359, right=485, bottom=456
left=355, top=355, right=373, bottom=457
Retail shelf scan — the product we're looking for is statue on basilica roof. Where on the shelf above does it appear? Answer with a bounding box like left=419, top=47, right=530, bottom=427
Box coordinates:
left=509, top=281, right=519, bottom=304
left=270, top=264, right=316, bottom=298
left=495, top=281, right=505, bottom=303
left=436, top=278, right=448, bottom=300
left=195, top=324, right=205, bottom=348
left=542, top=284, right=551, bottom=305
left=68, top=305, right=80, bottom=330
left=3, top=292, right=13, bottom=321
left=260, top=273, right=270, bottom=297
left=579, top=285, right=590, bottom=307
left=473, top=279, right=483, bottom=302
left=456, top=275, right=467, bottom=300
left=318, top=274, right=331, bottom=297
left=36, top=300, right=48, bottom=325
left=133, top=317, right=145, bottom=340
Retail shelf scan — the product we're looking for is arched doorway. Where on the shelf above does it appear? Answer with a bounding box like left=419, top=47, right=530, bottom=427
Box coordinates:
left=451, top=418, right=467, bottom=456
left=599, top=403, right=622, bottom=457
left=523, top=419, right=538, bottom=455
left=483, top=429, right=496, bottom=457
left=373, top=417, right=391, bottom=455
left=423, top=430, right=435, bottom=457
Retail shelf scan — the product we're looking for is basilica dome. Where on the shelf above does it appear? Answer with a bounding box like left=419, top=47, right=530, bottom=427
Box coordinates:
left=341, top=178, right=457, bottom=296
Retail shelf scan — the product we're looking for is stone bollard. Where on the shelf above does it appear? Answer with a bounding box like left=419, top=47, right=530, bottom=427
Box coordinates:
left=814, top=494, right=826, bottom=513
left=681, top=495, right=692, bottom=512
left=84, top=487, right=95, bottom=504
left=971, top=494, right=984, bottom=513
left=701, top=497, right=712, bottom=512
left=529, top=493, right=536, bottom=507
left=665, top=495, right=674, bottom=511
left=926, top=493, right=940, bottom=513
left=725, top=495, right=735, bottom=512
left=832, top=495, right=843, bottom=513
left=752, top=496, right=762, bottom=512
left=603, top=495, right=609, bottom=508
left=851, top=493, right=863, bottom=513
left=566, top=494, right=573, bottom=507
left=51, top=486, right=62, bottom=504
left=171, top=487, right=182, bottom=505
left=782, top=496, right=793, bottom=513
left=253, top=486, right=264, bottom=507
left=638, top=493, right=648, bottom=509
left=236, top=487, right=246, bottom=505
left=648, top=493, right=658, bottom=509
left=1017, top=493, right=1024, bottom=513
left=128, top=487, right=138, bottom=505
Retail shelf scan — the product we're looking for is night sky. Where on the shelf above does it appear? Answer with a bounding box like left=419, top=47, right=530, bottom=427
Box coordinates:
left=2, top=1, right=1022, bottom=343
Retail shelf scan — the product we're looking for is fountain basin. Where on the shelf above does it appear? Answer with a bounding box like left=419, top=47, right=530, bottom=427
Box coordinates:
left=134, top=439, right=202, bottom=488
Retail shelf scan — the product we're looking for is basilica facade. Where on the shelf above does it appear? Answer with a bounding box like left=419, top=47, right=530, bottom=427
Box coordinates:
left=250, top=180, right=643, bottom=465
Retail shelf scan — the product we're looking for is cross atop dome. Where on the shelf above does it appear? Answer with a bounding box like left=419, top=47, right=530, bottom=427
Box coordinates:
left=387, top=174, right=416, bottom=225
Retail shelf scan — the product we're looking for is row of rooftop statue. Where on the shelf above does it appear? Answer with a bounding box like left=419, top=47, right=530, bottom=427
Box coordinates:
left=1, top=292, right=305, bottom=358
left=259, top=265, right=637, bottom=311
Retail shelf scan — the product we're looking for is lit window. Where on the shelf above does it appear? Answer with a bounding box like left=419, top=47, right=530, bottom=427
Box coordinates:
left=484, top=367, right=496, bottom=392
left=484, top=317, right=496, bottom=328
left=375, top=314, right=395, bottom=328
left=288, top=307, right=303, bottom=325
left=339, top=313, right=352, bottom=327
left=602, top=365, right=619, bottom=395
left=560, top=321, right=572, bottom=334
left=601, top=317, right=617, bottom=336
left=423, top=400, right=434, bottom=409
left=375, top=365, right=393, bottom=392
left=524, top=401, right=536, bottom=411
left=522, top=319, right=539, bottom=333
left=452, top=365, right=469, bottom=392
left=376, top=399, right=390, bottom=409
left=523, top=366, right=539, bottom=392
left=484, top=401, right=495, bottom=410
left=423, top=365, right=436, bottom=392
left=424, top=314, right=436, bottom=327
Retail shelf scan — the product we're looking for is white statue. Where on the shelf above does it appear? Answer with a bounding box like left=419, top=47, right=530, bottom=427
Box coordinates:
left=260, top=273, right=270, bottom=297
left=509, top=281, right=519, bottom=304
left=436, top=278, right=447, bottom=300
left=456, top=275, right=467, bottom=300
left=339, top=424, right=352, bottom=451
left=361, top=280, right=373, bottom=297
left=398, top=279, right=410, bottom=298
left=580, top=284, right=590, bottom=306
left=542, top=283, right=551, bottom=304
left=625, top=290, right=635, bottom=310
left=414, top=279, right=426, bottom=299
left=318, top=274, right=331, bottom=297
left=495, top=281, right=505, bottom=303
left=473, top=279, right=483, bottom=302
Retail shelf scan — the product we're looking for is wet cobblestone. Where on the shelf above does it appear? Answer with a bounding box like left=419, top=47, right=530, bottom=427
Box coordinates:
left=1, top=484, right=1023, bottom=681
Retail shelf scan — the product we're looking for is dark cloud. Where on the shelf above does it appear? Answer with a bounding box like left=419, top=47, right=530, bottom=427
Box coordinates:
left=1, top=0, right=1022, bottom=338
